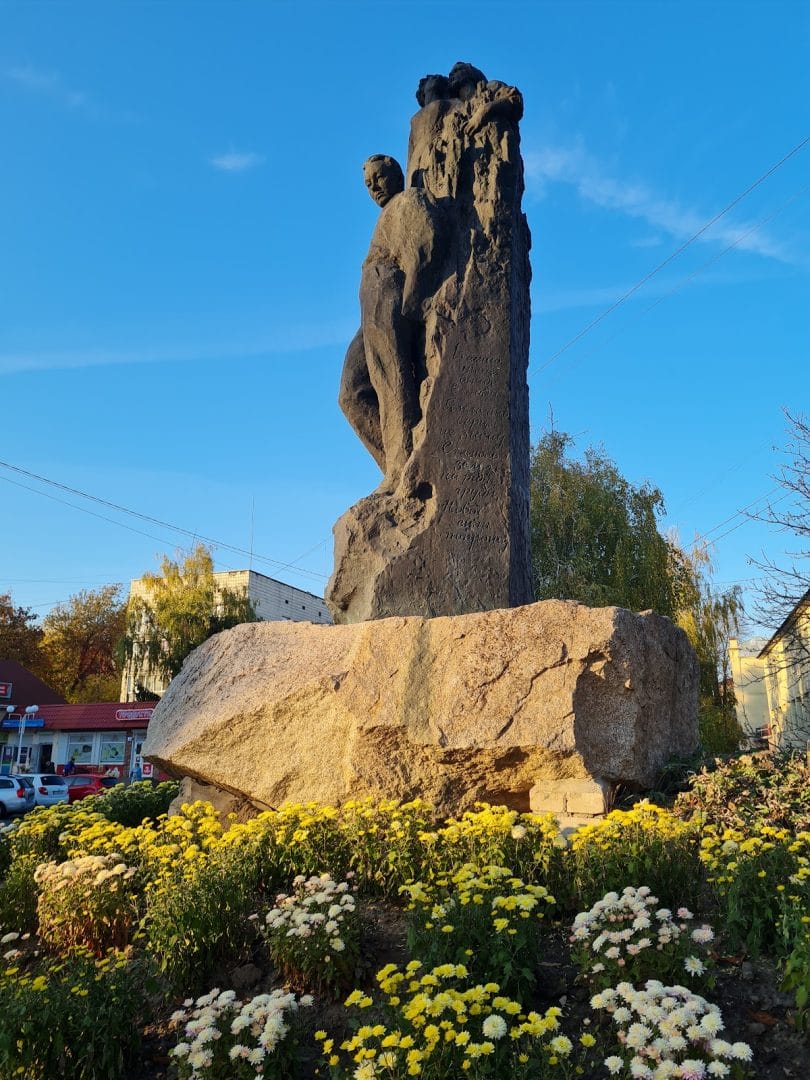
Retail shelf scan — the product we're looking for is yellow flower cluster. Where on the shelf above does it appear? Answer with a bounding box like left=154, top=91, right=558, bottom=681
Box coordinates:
left=402, top=863, right=555, bottom=936
left=570, top=801, right=697, bottom=854
left=699, top=823, right=810, bottom=902
left=319, top=960, right=567, bottom=1077
left=418, top=803, right=561, bottom=880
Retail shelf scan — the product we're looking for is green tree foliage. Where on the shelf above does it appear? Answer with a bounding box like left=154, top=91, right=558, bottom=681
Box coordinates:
left=530, top=431, right=690, bottom=618
left=40, top=585, right=127, bottom=703
left=0, top=593, right=44, bottom=671
left=676, top=548, right=744, bottom=753
left=120, top=544, right=257, bottom=685
left=529, top=431, right=743, bottom=754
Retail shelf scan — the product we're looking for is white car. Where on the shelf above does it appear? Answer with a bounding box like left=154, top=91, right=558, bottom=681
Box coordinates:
left=28, top=773, right=69, bottom=807
left=0, top=775, right=36, bottom=817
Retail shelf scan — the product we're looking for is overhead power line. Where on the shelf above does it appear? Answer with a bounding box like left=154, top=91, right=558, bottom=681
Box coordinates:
left=537, top=133, right=810, bottom=374
left=691, top=491, right=792, bottom=556
left=545, top=183, right=810, bottom=385
left=0, top=460, right=328, bottom=584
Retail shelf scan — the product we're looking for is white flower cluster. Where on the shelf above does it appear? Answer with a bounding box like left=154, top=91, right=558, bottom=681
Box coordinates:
left=571, top=886, right=714, bottom=980
left=592, top=980, right=752, bottom=1078
left=169, top=986, right=313, bottom=1076
left=264, top=872, right=355, bottom=954
left=33, top=852, right=136, bottom=892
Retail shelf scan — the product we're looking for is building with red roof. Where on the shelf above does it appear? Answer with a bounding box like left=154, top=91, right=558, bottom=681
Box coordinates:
left=1, top=664, right=155, bottom=777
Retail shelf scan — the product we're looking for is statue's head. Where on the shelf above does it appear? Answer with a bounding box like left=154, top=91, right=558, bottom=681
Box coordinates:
left=448, top=61, right=486, bottom=101
left=416, top=73, right=450, bottom=107
left=363, top=155, right=404, bottom=208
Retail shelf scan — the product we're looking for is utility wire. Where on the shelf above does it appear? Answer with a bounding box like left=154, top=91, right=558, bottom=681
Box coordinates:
left=537, top=134, right=810, bottom=373
left=546, top=183, right=809, bottom=385
left=691, top=492, right=792, bottom=556
left=0, top=461, right=328, bottom=584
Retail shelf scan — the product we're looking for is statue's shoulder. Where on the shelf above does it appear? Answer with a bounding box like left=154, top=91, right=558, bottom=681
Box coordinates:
left=379, top=187, right=442, bottom=229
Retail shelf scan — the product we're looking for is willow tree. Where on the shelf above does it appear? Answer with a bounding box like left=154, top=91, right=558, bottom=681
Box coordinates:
left=530, top=431, right=691, bottom=618
left=120, top=544, right=257, bottom=691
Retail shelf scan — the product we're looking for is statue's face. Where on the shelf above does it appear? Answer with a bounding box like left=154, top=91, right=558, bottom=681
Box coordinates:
left=421, top=75, right=447, bottom=105
left=363, top=160, right=403, bottom=207
left=448, top=62, right=486, bottom=101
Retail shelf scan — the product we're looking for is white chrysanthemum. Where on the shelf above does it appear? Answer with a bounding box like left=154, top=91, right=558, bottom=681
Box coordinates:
left=692, top=925, right=714, bottom=944
left=604, top=1056, right=623, bottom=1074
left=630, top=1059, right=654, bottom=1078
left=187, top=1049, right=213, bottom=1069
left=482, top=1014, right=507, bottom=1040
left=729, top=1041, right=752, bottom=1061
left=626, top=1022, right=652, bottom=1048
left=699, top=1010, right=723, bottom=1035
left=684, top=956, right=705, bottom=976
left=678, top=1060, right=706, bottom=1079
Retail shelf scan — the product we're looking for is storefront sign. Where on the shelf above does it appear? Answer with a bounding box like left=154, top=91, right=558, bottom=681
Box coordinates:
left=1, top=717, right=45, bottom=729
left=115, top=708, right=154, bottom=722
left=0, top=682, right=12, bottom=699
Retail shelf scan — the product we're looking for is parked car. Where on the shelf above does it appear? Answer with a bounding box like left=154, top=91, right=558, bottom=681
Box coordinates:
left=27, top=773, right=69, bottom=807
left=64, top=774, right=119, bottom=803
left=0, top=775, right=36, bottom=817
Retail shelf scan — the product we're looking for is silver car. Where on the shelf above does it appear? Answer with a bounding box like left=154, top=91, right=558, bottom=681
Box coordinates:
left=28, top=773, right=70, bottom=807
left=0, top=775, right=36, bottom=817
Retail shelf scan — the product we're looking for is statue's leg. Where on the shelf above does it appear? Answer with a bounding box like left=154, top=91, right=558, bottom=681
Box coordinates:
left=339, top=328, right=385, bottom=471
left=360, top=264, right=420, bottom=486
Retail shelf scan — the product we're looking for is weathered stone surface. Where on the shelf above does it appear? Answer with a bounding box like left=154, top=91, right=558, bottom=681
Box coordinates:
left=144, top=600, right=698, bottom=819
left=530, top=777, right=613, bottom=817
left=328, top=62, right=532, bottom=623
left=168, top=776, right=265, bottom=822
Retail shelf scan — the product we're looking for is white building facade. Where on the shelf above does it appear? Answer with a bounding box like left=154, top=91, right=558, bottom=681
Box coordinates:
left=120, top=569, right=331, bottom=700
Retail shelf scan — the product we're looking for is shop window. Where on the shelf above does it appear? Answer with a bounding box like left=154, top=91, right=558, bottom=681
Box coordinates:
left=66, top=735, right=96, bottom=765
left=99, top=734, right=127, bottom=765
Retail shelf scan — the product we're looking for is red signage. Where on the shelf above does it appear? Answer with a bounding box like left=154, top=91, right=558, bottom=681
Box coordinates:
left=0, top=682, right=12, bottom=700
left=114, top=708, right=154, bottom=722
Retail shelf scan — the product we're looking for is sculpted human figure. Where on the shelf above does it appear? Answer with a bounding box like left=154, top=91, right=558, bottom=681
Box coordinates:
left=328, top=62, right=533, bottom=623
left=407, top=62, right=523, bottom=212
left=339, top=154, right=445, bottom=487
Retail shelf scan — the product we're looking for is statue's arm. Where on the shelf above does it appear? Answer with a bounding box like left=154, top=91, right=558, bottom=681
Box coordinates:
left=400, top=195, right=445, bottom=318
left=465, top=84, right=524, bottom=136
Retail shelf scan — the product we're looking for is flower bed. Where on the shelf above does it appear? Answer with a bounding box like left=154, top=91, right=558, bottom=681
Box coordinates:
left=0, top=757, right=808, bottom=1077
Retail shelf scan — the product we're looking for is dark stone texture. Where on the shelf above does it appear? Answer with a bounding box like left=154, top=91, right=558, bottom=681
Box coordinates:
left=328, top=63, right=533, bottom=623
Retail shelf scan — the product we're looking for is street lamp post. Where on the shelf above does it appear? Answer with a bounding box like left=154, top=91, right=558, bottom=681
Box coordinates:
left=3, top=707, right=13, bottom=771
left=17, top=705, right=38, bottom=772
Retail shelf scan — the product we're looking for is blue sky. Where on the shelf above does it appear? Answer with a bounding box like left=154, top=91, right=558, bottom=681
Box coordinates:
left=1, top=0, right=808, bottom=637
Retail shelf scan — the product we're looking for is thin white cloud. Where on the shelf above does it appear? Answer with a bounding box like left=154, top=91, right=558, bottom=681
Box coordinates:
left=4, top=64, right=90, bottom=110
left=209, top=150, right=265, bottom=173
left=524, top=141, right=791, bottom=263
left=0, top=319, right=356, bottom=376
left=535, top=267, right=766, bottom=315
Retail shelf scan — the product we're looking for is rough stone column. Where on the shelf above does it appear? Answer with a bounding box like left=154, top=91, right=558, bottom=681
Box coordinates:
left=327, top=65, right=533, bottom=622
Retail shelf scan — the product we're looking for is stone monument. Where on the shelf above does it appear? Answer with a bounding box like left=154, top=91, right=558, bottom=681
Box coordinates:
left=327, top=62, right=533, bottom=623
left=144, top=63, right=699, bottom=819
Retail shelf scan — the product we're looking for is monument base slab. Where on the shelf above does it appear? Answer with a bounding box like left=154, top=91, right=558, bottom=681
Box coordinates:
left=143, top=600, right=698, bottom=820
